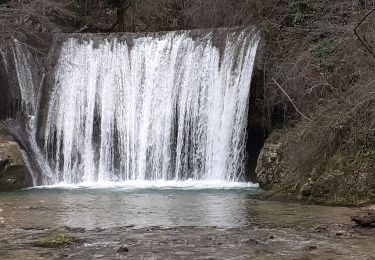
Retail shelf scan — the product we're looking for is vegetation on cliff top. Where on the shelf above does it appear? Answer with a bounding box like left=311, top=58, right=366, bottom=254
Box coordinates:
left=255, top=1, right=375, bottom=205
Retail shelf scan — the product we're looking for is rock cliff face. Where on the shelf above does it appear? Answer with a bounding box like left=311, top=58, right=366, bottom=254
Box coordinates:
left=256, top=130, right=375, bottom=206
left=256, top=139, right=284, bottom=191
left=252, top=0, right=375, bottom=206
left=0, top=123, right=32, bottom=191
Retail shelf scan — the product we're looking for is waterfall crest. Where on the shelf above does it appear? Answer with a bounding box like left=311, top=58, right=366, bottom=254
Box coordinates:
left=14, top=28, right=260, bottom=184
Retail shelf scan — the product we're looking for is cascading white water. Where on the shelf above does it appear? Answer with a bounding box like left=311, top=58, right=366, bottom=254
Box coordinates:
left=15, top=28, right=260, bottom=184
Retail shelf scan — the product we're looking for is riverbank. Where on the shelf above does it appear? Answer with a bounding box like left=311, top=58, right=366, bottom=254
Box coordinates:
left=253, top=0, right=375, bottom=206
left=256, top=129, right=375, bottom=206
left=2, top=224, right=375, bottom=259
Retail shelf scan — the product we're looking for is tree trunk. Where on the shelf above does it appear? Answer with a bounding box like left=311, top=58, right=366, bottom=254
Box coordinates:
left=117, top=4, right=126, bottom=31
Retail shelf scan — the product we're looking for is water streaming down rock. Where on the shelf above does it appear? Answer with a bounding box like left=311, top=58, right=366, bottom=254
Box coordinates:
left=14, top=28, right=260, bottom=184
left=12, top=39, right=56, bottom=185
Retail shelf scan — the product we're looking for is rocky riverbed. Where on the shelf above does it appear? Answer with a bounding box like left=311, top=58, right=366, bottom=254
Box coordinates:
left=1, top=221, right=375, bottom=259
left=0, top=187, right=374, bottom=259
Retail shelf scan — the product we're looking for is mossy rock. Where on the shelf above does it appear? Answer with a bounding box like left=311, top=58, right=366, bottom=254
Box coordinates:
left=0, top=124, right=31, bottom=191
left=303, top=146, right=375, bottom=205
left=0, top=140, right=30, bottom=192
left=257, top=129, right=375, bottom=206
left=35, top=233, right=82, bottom=248
left=256, top=131, right=286, bottom=190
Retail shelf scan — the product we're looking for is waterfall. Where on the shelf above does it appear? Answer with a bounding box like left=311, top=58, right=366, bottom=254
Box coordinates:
left=14, top=28, right=260, bottom=185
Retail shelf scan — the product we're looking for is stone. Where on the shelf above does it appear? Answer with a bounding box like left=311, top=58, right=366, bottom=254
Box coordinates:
left=256, top=137, right=283, bottom=190
left=307, top=245, right=318, bottom=251
left=0, top=123, right=32, bottom=192
left=352, top=212, right=375, bottom=228
left=246, top=238, right=259, bottom=245
left=117, top=245, right=129, bottom=253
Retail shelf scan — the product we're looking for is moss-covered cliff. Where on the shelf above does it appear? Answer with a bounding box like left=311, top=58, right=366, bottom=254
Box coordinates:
left=257, top=127, right=375, bottom=206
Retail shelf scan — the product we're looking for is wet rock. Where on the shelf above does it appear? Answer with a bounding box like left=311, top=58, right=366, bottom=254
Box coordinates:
left=117, top=245, right=129, bottom=253
left=63, top=226, right=86, bottom=233
left=27, top=206, right=49, bottom=210
left=245, top=238, right=259, bottom=245
left=0, top=124, right=31, bottom=192
left=335, top=230, right=350, bottom=237
left=22, top=226, right=47, bottom=231
left=307, top=245, right=318, bottom=251
left=119, top=225, right=135, bottom=229
left=313, top=224, right=352, bottom=238
left=314, top=225, right=329, bottom=234
left=352, top=212, right=375, bottom=228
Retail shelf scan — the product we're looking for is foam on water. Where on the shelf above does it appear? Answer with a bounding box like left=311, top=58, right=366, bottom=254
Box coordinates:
left=31, top=179, right=259, bottom=190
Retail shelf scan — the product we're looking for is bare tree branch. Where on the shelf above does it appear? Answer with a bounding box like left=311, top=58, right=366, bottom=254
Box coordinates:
left=354, top=7, right=375, bottom=58
left=272, top=79, right=312, bottom=122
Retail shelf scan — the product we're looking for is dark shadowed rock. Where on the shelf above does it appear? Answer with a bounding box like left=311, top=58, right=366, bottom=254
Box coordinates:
left=117, top=245, right=129, bottom=253
left=0, top=123, right=31, bottom=192
left=307, top=245, right=318, bottom=251
left=352, top=212, right=375, bottom=228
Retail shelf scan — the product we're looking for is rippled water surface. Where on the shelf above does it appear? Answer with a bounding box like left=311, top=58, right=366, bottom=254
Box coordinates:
left=0, top=181, right=360, bottom=229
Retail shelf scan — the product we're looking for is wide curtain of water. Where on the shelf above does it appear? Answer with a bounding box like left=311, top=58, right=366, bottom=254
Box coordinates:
left=13, top=27, right=260, bottom=185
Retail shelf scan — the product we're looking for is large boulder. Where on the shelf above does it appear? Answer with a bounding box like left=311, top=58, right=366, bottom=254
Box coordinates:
left=256, top=140, right=284, bottom=190
left=256, top=130, right=289, bottom=193
left=0, top=124, right=31, bottom=192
